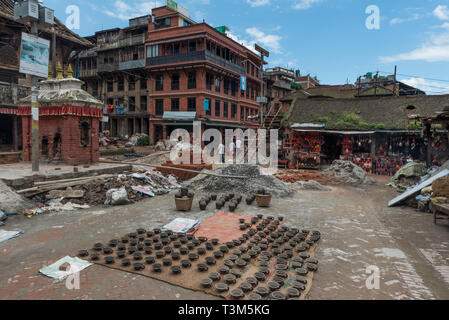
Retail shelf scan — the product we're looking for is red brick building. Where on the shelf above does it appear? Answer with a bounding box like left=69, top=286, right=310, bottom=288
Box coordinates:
left=145, top=5, right=262, bottom=144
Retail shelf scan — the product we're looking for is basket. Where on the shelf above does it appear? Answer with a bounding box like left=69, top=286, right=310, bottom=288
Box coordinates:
left=175, top=197, right=193, bottom=211
left=255, top=194, right=272, bottom=207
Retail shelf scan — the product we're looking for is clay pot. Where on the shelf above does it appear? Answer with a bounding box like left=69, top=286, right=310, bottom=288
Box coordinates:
left=197, top=263, right=208, bottom=272
left=255, top=286, right=269, bottom=297
left=105, top=256, right=115, bottom=264
left=90, top=253, right=100, bottom=261
left=152, top=263, right=162, bottom=272
left=208, top=272, right=221, bottom=282
left=215, top=283, right=229, bottom=293
left=93, top=243, right=103, bottom=251
left=181, top=260, right=192, bottom=268
left=171, top=265, right=181, bottom=274
left=121, top=258, right=131, bottom=266
left=230, top=289, right=244, bottom=299
left=78, top=250, right=89, bottom=257
left=145, top=256, right=155, bottom=264
left=133, top=263, right=145, bottom=271
left=162, top=258, right=172, bottom=266
left=200, top=278, right=213, bottom=288
left=133, top=253, right=143, bottom=260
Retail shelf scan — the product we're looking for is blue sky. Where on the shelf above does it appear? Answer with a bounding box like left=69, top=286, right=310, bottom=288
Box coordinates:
left=44, top=0, right=449, bottom=94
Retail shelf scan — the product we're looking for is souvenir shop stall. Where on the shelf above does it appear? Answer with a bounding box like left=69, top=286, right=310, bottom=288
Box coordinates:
left=291, top=131, right=323, bottom=169
left=336, top=134, right=373, bottom=173
left=373, top=132, right=424, bottom=176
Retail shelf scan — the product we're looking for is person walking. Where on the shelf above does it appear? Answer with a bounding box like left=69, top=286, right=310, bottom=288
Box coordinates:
left=218, top=141, right=225, bottom=164
left=229, top=139, right=236, bottom=163
left=236, top=138, right=242, bottom=163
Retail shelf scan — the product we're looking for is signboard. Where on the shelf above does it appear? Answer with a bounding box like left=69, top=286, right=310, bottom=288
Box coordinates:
left=240, top=76, right=247, bottom=91
left=19, top=32, right=50, bottom=78
left=256, top=97, right=268, bottom=103
left=204, top=99, right=210, bottom=111
left=167, top=0, right=178, bottom=11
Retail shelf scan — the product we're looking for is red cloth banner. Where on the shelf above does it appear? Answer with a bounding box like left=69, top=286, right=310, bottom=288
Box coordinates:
left=0, top=108, right=18, bottom=115
left=17, top=105, right=102, bottom=118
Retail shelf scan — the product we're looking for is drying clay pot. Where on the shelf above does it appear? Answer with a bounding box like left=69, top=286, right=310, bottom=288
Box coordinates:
left=200, top=278, right=213, bottom=288
left=218, top=265, right=230, bottom=274
left=268, top=281, right=280, bottom=292
left=248, top=293, right=262, bottom=300
left=116, top=251, right=126, bottom=259
left=223, top=274, right=237, bottom=284
left=294, top=275, right=308, bottom=284
left=213, top=251, right=224, bottom=259
left=197, top=248, right=206, bottom=255
left=121, top=258, right=131, bottom=266
left=133, top=253, right=143, bottom=261
left=295, top=268, right=308, bottom=276
left=205, top=257, right=216, bottom=265
left=292, top=281, right=306, bottom=291
left=205, top=243, right=214, bottom=251
left=270, top=291, right=286, bottom=300
left=90, top=253, right=100, bottom=261
left=236, top=259, right=247, bottom=268
left=171, top=265, right=181, bottom=275
left=211, top=239, right=219, bottom=245
left=154, top=243, right=163, bottom=250
left=179, top=247, right=189, bottom=255
left=164, top=247, right=172, bottom=254
left=162, top=258, right=172, bottom=266
left=215, top=283, right=229, bottom=293
left=145, top=256, right=155, bottom=264
left=146, top=231, right=154, bottom=238
left=240, top=282, right=253, bottom=293
left=188, top=253, right=199, bottom=261
left=255, top=286, right=269, bottom=297
left=246, top=277, right=258, bottom=287
left=306, top=263, right=318, bottom=271
left=197, top=263, right=209, bottom=272
left=105, top=256, right=115, bottom=264
left=230, top=289, right=244, bottom=299
left=78, top=250, right=89, bottom=257
left=275, top=270, right=288, bottom=279
left=230, top=269, right=241, bottom=278
left=208, top=272, right=221, bottom=282
left=171, top=252, right=180, bottom=260
left=223, top=259, right=234, bottom=268
left=272, top=277, right=285, bottom=286
left=254, top=272, right=266, bottom=282
left=181, top=260, right=192, bottom=268
left=133, top=263, right=145, bottom=271
left=228, top=254, right=238, bottom=262
left=93, top=243, right=103, bottom=251
left=152, top=263, right=162, bottom=272
left=259, top=267, right=270, bottom=275
left=109, top=240, right=118, bottom=247
left=155, top=251, right=165, bottom=259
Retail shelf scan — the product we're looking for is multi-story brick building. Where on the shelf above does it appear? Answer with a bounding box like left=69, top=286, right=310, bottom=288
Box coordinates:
left=78, top=15, right=151, bottom=137
left=145, top=5, right=262, bottom=144
left=0, top=0, right=92, bottom=154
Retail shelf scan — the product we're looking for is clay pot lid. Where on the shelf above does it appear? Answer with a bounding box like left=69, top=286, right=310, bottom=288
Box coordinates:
left=133, top=263, right=145, bottom=271
left=270, top=291, right=286, bottom=300
left=198, top=236, right=207, bottom=243
left=248, top=293, right=262, bottom=300
left=255, top=286, right=269, bottom=297
left=145, top=256, right=155, bottom=264
left=78, top=250, right=89, bottom=257
left=186, top=234, right=194, bottom=240
left=160, top=232, right=168, bottom=239
left=267, top=281, right=280, bottom=291
left=154, top=243, right=163, bottom=250
left=215, top=283, right=229, bottom=292
left=230, top=289, right=244, bottom=299
left=121, top=258, right=131, bottom=266
left=223, top=274, right=236, bottom=284
left=200, top=278, right=213, bottom=288
left=171, top=265, right=181, bottom=274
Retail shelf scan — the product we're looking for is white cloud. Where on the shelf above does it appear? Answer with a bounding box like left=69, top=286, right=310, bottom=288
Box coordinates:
left=380, top=31, right=449, bottom=63
left=246, top=0, right=270, bottom=7
left=390, top=13, right=423, bottom=25
left=104, top=0, right=162, bottom=21
left=401, top=77, right=449, bottom=94
left=433, top=5, right=449, bottom=20
left=293, top=0, right=323, bottom=10
left=440, top=22, right=449, bottom=29
left=228, top=27, right=282, bottom=54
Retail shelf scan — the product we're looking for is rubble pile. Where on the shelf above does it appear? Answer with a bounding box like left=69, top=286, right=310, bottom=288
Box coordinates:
left=47, top=170, right=180, bottom=206
left=0, top=180, right=34, bottom=214
left=324, top=160, right=375, bottom=185
left=388, top=162, right=427, bottom=192
left=185, top=164, right=295, bottom=197
left=295, top=180, right=331, bottom=191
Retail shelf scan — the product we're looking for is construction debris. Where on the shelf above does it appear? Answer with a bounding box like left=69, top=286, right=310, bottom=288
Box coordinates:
left=0, top=180, right=34, bottom=213
left=186, top=164, right=295, bottom=197
left=388, top=162, right=427, bottom=191
left=324, top=160, right=375, bottom=185
left=104, top=187, right=130, bottom=206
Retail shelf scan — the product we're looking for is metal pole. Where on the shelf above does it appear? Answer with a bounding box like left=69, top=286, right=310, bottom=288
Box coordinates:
left=52, top=26, right=56, bottom=78
left=31, top=21, right=39, bottom=172
left=260, top=54, right=264, bottom=126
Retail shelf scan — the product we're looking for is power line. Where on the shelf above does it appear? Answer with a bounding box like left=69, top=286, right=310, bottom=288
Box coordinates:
left=377, top=70, right=449, bottom=83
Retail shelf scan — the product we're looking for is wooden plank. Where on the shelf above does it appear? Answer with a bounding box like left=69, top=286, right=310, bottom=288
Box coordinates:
left=388, top=169, right=449, bottom=207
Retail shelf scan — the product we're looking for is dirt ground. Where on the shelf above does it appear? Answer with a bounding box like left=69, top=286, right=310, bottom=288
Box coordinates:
left=0, top=176, right=448, bottom=300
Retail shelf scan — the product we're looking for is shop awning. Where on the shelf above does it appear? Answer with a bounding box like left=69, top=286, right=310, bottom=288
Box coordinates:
left=162, top=112, right=197, bottom=121
left=205, top=122, right=246, bottom=129
left=293, top=129, right=375, bottom=135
